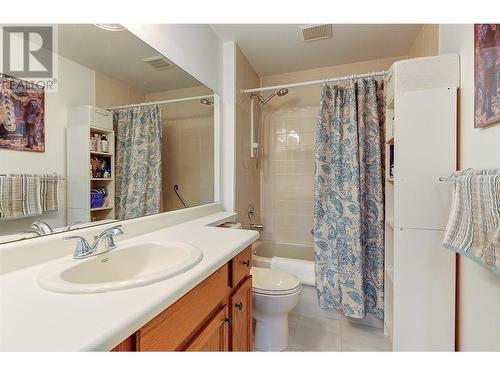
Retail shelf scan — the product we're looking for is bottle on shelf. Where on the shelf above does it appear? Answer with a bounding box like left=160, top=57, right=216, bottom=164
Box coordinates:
left=101, top=135, right=109, bottom=153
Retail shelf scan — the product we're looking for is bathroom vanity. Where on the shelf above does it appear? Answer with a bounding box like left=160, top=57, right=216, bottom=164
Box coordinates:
left=0, top=206, right=259, bottom=351
left=112, top=246, right=253, bottom=351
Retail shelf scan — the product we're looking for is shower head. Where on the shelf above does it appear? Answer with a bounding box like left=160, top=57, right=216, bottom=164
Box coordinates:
left=251, top=88, right=289, bottom=105
left=200, top=97, right=214, bottom=105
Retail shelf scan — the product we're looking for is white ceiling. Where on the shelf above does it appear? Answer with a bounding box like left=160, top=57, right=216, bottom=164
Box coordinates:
left=58, top=24, right=205, bottom=93
left=210, top=24, right=422, bottom=76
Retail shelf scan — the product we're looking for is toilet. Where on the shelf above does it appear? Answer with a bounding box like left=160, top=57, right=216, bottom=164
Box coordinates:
left=252, top=267, right=302, bottom=351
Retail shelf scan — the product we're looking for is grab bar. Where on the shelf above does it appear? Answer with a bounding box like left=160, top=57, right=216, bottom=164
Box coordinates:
left=174, top=184, right=189, bottom=208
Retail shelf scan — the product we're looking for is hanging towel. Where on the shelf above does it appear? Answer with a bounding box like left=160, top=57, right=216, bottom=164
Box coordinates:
left=443, top=169, right=500, bottom=274
left=22, top=174, right=42, bottom=218
left=0, top=174, right=43, bottom=220
left=41, top=174, right=59, bottom=212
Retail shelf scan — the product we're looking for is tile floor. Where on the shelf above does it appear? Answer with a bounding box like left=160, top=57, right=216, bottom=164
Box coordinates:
left=285, top=313, right=391, bottom=351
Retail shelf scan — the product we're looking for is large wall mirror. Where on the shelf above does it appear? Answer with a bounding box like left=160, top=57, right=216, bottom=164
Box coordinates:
left=0, top=24, right=217, bottom=243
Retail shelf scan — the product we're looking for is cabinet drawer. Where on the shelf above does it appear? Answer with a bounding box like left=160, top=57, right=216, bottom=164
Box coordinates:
left=231, top=246, right=252, bottom=287
left=138, top=264, right=229, bottom=351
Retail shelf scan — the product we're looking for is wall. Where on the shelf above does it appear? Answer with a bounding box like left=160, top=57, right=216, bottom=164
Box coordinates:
left=0, top=55, right=95, bottom=236
left=145, top=87, right=214, bottom=211
left=235, top=46, right=261, bottom=226
left=221, top=41, right=237, bottom=212
left=408, top=25, right=440, bottom=58
left=440, top=24, right=500, bottom=351
left=95, top=71, right=145, bottom=108
left=259, top=55, right=406, bottom=245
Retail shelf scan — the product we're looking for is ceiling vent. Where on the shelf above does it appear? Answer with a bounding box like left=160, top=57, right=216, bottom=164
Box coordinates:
left=142, top=55, right=175, bottom=71
left=299, top=24, right=332, bottom=42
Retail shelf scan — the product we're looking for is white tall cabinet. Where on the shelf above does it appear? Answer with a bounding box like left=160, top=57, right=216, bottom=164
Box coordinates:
left=66, top=106, right=116, bottom=224
left=384, top=54, right=460, bottom=351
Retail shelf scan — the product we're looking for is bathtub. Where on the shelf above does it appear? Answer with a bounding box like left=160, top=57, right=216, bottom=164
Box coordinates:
left=252, top=240, right=383, bottom=329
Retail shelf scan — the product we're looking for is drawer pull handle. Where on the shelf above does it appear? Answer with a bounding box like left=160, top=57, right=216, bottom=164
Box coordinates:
left=242, top=260, right=250, bottom=267
left=235, top=302, right=243, bottom=311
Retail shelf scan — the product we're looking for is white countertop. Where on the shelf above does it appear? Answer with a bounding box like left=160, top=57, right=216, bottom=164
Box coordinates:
left=0, top=211, right=259, bottom=351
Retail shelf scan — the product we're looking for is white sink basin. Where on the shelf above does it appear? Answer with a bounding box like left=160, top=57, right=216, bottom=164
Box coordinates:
left=38, top=242, right=203, bottom=293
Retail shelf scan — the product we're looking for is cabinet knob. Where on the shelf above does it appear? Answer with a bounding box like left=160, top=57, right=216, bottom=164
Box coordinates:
left=235, top=302, right=243, bottom=311
left=242, top=260, right=250, bottom=267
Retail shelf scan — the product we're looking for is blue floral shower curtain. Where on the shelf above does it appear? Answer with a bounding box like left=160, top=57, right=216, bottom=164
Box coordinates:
left=113, top=105, right=162, bottom=220
left=314, top=78, right=385, bottom=319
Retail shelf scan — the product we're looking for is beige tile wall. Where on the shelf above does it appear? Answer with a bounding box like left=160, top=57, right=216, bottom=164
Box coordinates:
left=235, top=46, right=261, bottom=225
left=259, top=55, right=406, bottom=244
left=146, top=87, right=214, bottom=211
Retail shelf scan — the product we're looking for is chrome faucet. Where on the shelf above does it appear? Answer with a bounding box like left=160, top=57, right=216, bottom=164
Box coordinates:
left=30, top=221, right=80, bottom=236
left=63, top=222, right=81, bottom=231
left=64, top=225, right=124, bottom=259
left=31, top=221, right=54, bottom=235
left=247, top=223, right=264, bottom=232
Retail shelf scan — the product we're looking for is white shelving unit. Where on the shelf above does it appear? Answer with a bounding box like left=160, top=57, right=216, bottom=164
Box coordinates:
left=67, top=106, right=116, bottom=224
left=384, top=54, right=460, bottom=351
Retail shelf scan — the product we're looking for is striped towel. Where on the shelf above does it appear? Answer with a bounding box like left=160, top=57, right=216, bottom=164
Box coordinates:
left=0, top=174, right=43, bottom=220
left=443, top=169, right=500, bottom=274
left=40, top=174, right=59, bottom=212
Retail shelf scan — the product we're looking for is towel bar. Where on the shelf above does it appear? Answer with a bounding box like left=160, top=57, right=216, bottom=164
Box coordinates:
left=0, top=173, right=65, bottom=180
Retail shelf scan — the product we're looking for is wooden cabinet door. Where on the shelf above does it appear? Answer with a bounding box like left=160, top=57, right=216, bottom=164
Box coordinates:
left=184, top=305, right=229, bottom=351
left=230, top=276, right=253, bottom=351
left=111, top=335, right=136, bottom=351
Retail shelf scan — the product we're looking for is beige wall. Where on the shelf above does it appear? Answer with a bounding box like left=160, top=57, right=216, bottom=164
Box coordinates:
left=235, top=46, right=261, bottom=226
left=146, top=87, right=214, bottom=211
left=95, top=71, right=145, bottom=108
left=440, top=24, right=500, bottom=351
left=408, top=25, right=440, bottom=58
left=259, top=55, right=406, bottom=244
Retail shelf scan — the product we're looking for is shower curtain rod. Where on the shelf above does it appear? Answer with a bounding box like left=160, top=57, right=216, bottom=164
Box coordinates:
left=240, top=70, right=387, bottom=94
left=106, top=94, right=214, bottom=110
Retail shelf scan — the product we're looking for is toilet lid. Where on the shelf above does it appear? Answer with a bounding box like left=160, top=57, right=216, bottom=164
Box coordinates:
left=251, top=267, right=301, bottom=295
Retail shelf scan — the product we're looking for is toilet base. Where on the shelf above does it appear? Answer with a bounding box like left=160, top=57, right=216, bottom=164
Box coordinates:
left=254, top=314, right=289, bottom=351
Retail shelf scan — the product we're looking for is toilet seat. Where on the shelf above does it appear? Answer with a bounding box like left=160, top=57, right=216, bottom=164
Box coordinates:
left=252, top=267, right=302, bottom=296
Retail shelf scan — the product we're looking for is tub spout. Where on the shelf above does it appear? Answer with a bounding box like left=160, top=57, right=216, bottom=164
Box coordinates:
left=247, top=223, right=264, bottom=232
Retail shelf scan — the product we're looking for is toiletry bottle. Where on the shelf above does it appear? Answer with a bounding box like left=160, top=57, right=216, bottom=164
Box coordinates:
left=94, top=134, right=102, bottom=152
left=101, top=135, right=108, bottom=153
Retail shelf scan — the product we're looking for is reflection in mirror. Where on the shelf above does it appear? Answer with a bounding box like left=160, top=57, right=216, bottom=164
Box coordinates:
left=0, top=24, right=215, bottom=243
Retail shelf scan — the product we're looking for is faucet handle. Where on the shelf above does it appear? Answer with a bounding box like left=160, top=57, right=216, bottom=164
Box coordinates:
left=98, top=225, right=124, bottom=250
left=63, top=222, right=81, bottom=231
left=64, top=236, right=92, bottom=259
